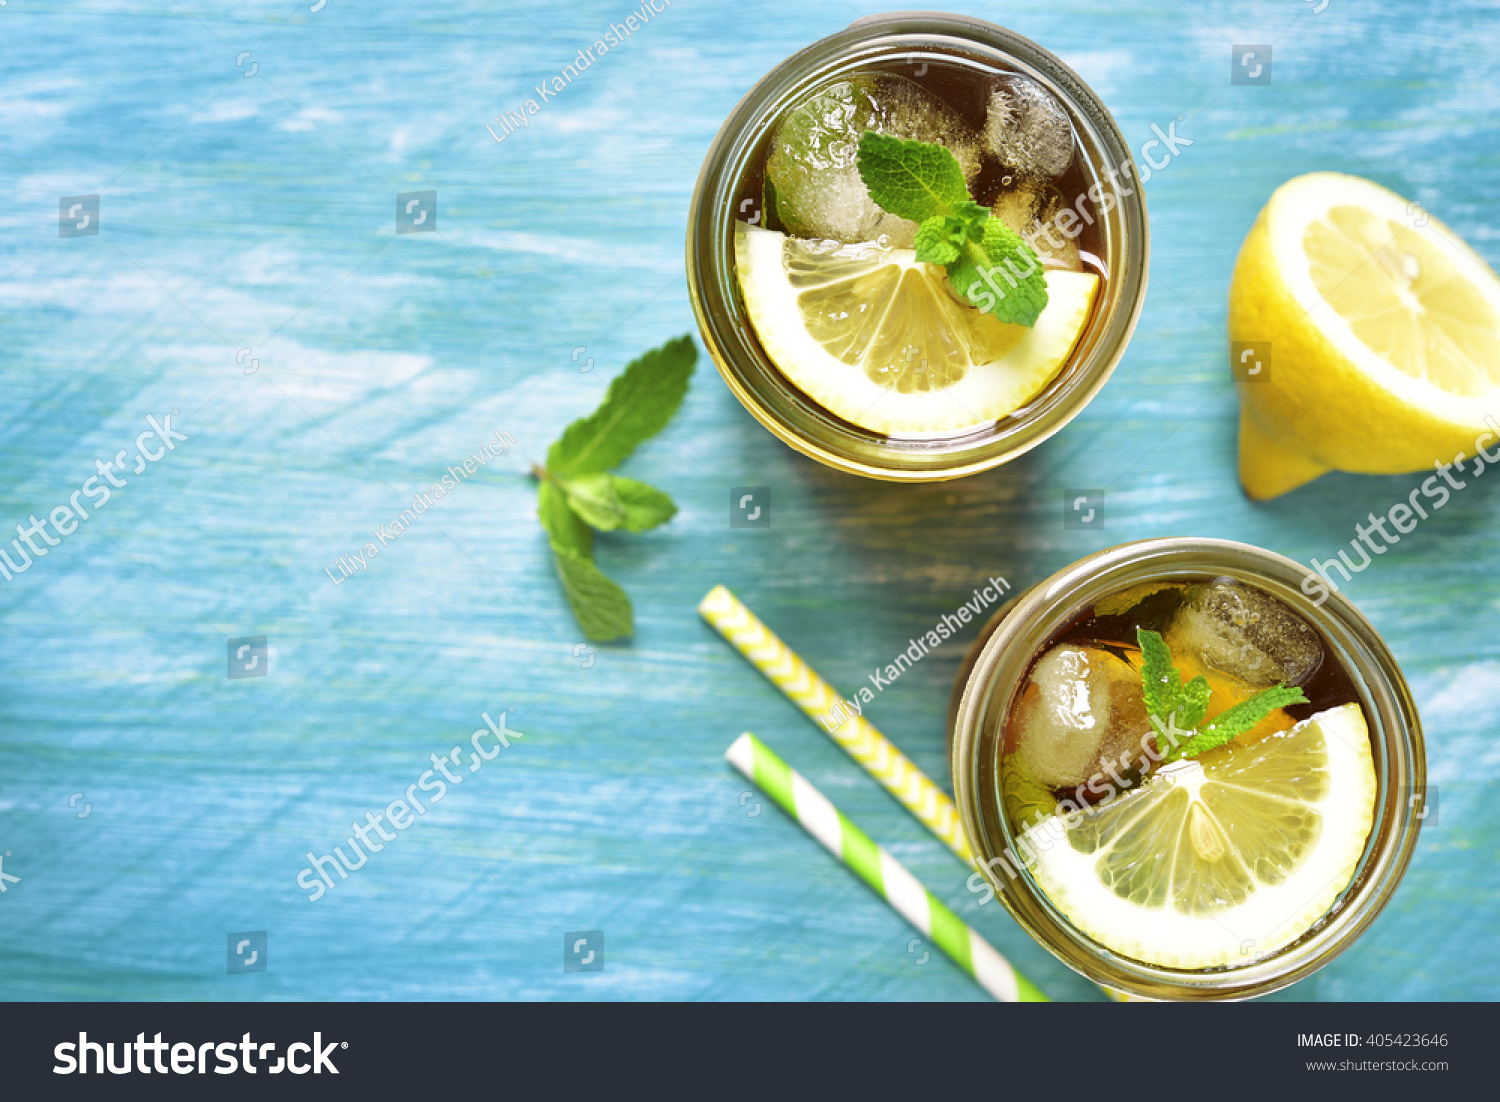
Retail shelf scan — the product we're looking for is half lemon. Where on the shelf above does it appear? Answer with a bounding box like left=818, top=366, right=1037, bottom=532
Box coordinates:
left=735, top=223, right=1099, bottom=435
left=1231, top=172, right=1500, bottom=498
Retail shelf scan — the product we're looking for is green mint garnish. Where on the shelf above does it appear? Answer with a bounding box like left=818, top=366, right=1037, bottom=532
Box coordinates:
left=946, top=219, right=1049, bottom=329
left=1138, top=627, right=1212, bottom=731
left=535, top=336, right=696, bottom=641
left=855, top=131, right=1049, bottom=327
left=855, top=131, right=973, bottom=221
left=1137, top=628, right=1308, bottom=763
left=556, top=472, right=678, bottom=534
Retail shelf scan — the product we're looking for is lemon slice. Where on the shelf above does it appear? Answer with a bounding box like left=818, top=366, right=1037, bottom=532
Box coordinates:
left=1230, top=172, right=1500, bottom=497
left=1021, top=703, right=1376, bottom=970
left=735, top=223, right=1099, bottom=435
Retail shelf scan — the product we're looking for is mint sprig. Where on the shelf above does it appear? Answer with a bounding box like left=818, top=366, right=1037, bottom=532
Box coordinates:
left=1137, top=628, right=1308, bottom=763
left=855, top=131, right=1048, bottom=327
left=535, top=336, right=696, bottom=641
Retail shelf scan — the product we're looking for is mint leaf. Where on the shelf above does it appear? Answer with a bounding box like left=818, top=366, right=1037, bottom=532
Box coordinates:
left=552, top=548, right=633, bottom=642
left=946, top=218, right=1049, bottom=328
left=1175, top=685, right=1309, bottom=760
left=1176, top=675, right=1213, bottom=731
left=913, top=216, right=964, bottom=266
left=1002, top=763, right=1058, bottom=830
left=914, top=206, right=988, bottom=266
left=611, top=476, right=676, bottom=532
left=538, top=479, right=592, bottom=555
left=950, top=198, right=991, bottom=227
left=541, top=479, right=632, bottom=639
left=1138, top=629, right=1180, bottom=719
left=559, top=473, right=677, bottom=534
left=559, top=472, right=628, bottom=531
left=856, top=132, right=970, bottom=223
left=547, top=336, right=696, bottom=478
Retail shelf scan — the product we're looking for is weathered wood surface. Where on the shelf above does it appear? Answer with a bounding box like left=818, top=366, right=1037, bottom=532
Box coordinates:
left=0, top=0, right=1493, bottom=1000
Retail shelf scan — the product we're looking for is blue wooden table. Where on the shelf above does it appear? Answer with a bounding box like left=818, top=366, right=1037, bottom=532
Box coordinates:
left=1, top=0, right=1495, bottom=1001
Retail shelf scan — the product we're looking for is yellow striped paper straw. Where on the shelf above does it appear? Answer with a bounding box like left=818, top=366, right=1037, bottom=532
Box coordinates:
left=699, top=584, right=973, bottom=864
left=728, top=733, right=1046, bottom=1001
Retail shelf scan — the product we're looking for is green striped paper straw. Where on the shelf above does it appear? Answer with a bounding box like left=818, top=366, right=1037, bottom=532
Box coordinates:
left=727, top=732, right=1047, bottom=1003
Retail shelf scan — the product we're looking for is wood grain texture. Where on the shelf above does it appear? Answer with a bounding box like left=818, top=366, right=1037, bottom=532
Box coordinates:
left=0, top=0, right=1495, bottom=1002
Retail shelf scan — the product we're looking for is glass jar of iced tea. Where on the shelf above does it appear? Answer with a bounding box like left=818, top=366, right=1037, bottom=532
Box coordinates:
left=687, top=12, right=1149, bottom=481
left=948, top=538, right=1426, bottom=1000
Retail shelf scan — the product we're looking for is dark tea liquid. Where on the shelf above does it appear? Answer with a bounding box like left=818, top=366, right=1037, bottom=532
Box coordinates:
left=734, top=52, right=1109, bottom=276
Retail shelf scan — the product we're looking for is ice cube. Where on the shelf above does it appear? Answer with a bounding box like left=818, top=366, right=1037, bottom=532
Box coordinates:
left=983, top=74, right=1075, bottom=181
left=1008, top=644, right=1153, bottom=792
left=766, top=73, right=983, bottom=247
left=989, top=179, right=1043, bottom=235
left=1166, top=579, right=1323, bottom=688
left=1032, top=187, right=1083, bottom=271
left=990, top=183, right=1082, bottom=271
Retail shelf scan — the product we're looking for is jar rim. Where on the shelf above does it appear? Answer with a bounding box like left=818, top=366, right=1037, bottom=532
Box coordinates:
left=686, top=12, right=1150, bottom=481
left=949, top=537, right=1426, bottom=1000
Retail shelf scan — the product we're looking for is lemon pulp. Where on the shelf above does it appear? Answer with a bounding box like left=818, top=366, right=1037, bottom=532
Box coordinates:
left=1305, top=205, right=1500, bottom=396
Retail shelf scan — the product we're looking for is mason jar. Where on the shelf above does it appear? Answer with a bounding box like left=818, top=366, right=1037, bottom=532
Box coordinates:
left=947, top=537, right=1426, bottom=1000
left=687, top=11, right=1149, bottom=481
